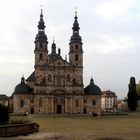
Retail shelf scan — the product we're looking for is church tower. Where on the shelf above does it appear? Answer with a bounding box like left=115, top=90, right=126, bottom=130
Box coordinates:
left=34, top=9, right=48, bottom=67
left=34, top=9, right=48, bottom=93
left=69, top=11, right=83, bottom=67
left=69, top=11, right=83, bottom=86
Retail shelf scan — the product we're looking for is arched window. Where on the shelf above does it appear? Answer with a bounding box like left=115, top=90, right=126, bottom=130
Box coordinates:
left=73, top=78, right=76, bottom=84
left=20, top=100, right=25, bottom=108
left=39, top=98, right=42, bottom=108
left=57, top=76, right=62, bottom=86
left=40, top=42, right=43, bottom=49
left=84, top=99, right=87, bottom=104
left=67, top=75, right=70, bottom=82
left=42, top=77, right=46, bottom=84
left=92, top=100, right=96, bottom=107
left=48, top=74, right=52, bottom=83
left=75, top=54, right=79, bottom=61
left=39, top=53, right=43, bottom=61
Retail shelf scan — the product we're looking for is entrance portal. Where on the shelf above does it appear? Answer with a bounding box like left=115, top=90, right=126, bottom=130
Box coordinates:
left=30, top=108, right=34, bottom=114
left=57, top=105, right=62, bottom=114
left=84, top=108, right=87, bottom=114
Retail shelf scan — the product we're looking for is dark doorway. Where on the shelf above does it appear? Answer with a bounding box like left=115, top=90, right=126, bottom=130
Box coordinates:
left=57, top=105, right=62, bottom=114
left=30, top=108, right=34, bottom=114
left=84, top=108, right=87, bottom=114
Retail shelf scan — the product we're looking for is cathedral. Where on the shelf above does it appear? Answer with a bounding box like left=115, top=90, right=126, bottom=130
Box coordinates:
left=13, top=10, right=101, bottom=115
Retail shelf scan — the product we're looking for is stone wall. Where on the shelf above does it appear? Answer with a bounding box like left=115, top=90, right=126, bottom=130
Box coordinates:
left=0, top=123, right=39, bottom=137
left=84, top=95, right=101, bottom=115
left=13, top=93, right=101, bottom=115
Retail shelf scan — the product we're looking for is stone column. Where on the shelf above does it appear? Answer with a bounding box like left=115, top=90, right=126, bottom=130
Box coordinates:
left=71, top=96, right=73, bottom=113
left=45, top=96, right=48, bottom=114
left=65, top=95, right=67, bottom=113
left=52, top=95, right=54, bottom=113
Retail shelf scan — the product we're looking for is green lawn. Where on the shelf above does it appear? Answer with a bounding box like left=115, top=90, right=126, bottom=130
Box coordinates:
left=10, top=112, right=140, bottom=140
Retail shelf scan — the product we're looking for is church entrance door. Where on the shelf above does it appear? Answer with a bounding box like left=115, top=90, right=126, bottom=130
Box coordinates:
left=57, top=105, right=62, bottom=114
left=30, top=108, right=34, bottom=114
left=84, top=108, right=87, bottom=114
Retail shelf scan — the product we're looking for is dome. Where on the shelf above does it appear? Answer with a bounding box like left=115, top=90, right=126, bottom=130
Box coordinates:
left=84, top=78, right=101, bottom=95
left=13, top=76, right=32, bottom=94
left=35, top=31, right=47, bottom=40
left=70, top=33, right=82, bottom=44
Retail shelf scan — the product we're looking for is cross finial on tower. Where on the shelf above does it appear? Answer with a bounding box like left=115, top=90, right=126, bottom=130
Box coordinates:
left=40, top=5, right=43, bottom=14
left=75, top=7, right=78, bottom=17
left=90, top=76, right=94, bottom=84
left=41, top=5, right=43, bottom=9
left=21, top=75, right=25, bottom=84
left=53, top=36, right=55, bottom=43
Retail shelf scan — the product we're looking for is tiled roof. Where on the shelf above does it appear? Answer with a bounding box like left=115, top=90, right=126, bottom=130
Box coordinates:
left=101, top=90, right=117, bottom=97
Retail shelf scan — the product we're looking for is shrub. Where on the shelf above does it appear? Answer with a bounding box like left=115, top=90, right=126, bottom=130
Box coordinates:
left=0, top=104, right=9, bottom=123
left=127, top=77, right=138, bottom=111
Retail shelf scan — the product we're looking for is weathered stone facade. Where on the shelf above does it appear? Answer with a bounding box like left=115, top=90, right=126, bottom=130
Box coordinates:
left=13, top=10, right=101, bottom=115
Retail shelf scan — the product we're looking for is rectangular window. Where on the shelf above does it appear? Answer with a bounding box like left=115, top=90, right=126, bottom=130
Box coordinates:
left=39, top=53, right=43, bottom=61
left=75, top=54, right=79, bottom=61
left=57, top=76, right=63, bottom=86
left=40, top=42, right=43, bottom=49
left=76, top=100, right=79, bottom=107
left=75, top=44, right=79, bottom=50
left=93, top=100, right=96, bottom=107
left=67, top=75, right=70, bottom=82
left=20, top=100, right=25, bottom=108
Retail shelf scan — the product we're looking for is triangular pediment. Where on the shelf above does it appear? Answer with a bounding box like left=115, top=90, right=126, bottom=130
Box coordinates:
left=48, top=57, right=71, bottom=67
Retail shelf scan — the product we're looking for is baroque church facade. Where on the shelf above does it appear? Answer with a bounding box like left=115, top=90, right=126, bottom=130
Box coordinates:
left=13, top=10, right=101, bottom=115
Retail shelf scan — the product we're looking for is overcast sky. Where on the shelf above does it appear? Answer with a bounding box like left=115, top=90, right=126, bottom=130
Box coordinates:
left=0, top=0, right=140, bottom=99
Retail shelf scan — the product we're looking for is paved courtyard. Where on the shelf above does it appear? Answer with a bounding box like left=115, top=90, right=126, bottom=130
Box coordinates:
left=0, top=112, right=140, bottom=140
